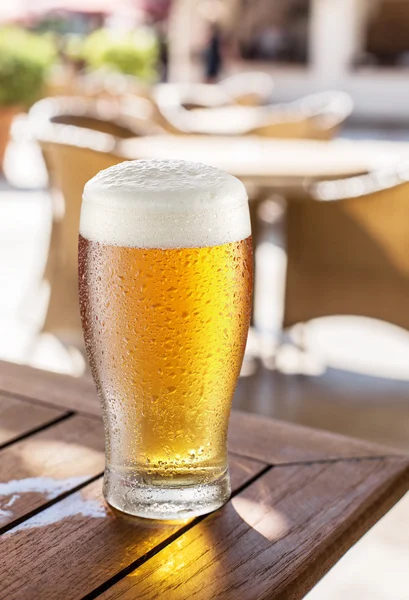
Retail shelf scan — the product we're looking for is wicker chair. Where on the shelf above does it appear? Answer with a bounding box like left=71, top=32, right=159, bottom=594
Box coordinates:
left=153, top=72, right=274, bottom=114
left=29, top=98, right=139, bottom=346
left=153, top=90, right=352, bottom=138
left=219, top=71, right=274, bottom=106
left=41, top=143, right=123, bottom=347
left=256, top=91, right=353, bottom=140
left=283, top=166, right=409, bottom=332
left=30, top=96, right=165, bottom=139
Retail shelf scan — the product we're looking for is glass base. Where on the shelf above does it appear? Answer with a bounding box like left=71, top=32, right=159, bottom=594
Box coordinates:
left=104, top=468, right=231, bottom=520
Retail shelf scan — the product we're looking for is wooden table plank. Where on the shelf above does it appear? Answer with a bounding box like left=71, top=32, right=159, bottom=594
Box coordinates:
left=0, top=362, right=401, bottom=464
left=229, top=410, right=402, bottom=464
left=0, top=361, right=399, bottom=464
left=0, top=361, right=100, bottom=416
left=0, top=393, right=65, bottom=447
left=0, top=415, right=104, bottom=530
left=102, top=457, right=409, bottom=600
left=0, top=455, right=264, bottom=600
left=0, top=360, right=408, bottom=599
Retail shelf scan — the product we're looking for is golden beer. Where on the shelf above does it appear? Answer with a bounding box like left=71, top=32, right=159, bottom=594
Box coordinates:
left=79, top=159, right=252, bottom=519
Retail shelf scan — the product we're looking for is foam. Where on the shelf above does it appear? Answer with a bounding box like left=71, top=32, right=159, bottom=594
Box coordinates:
left=80, top=159, right=250, bottom=248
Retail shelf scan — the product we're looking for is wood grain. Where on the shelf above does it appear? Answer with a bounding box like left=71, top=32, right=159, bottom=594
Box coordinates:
left=0, top=360, right=100, bottom=416
left=0, top=393, right=65, bottom=446
left=0, top=455, right=264, bottom=600
left=102, top=457, right=409, bottom=600
left=229, top=410, right=402, bottom=464
left=0, top=362, right=400, bottom=464
left=0, top=415, right=104, bottom=529
left=0, top=360, right=408, bottom=600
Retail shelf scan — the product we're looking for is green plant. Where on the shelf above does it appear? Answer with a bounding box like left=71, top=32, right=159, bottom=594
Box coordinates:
left=81, top=28, right=159, bottom=81
left=0, top=28, right=56, bottom=107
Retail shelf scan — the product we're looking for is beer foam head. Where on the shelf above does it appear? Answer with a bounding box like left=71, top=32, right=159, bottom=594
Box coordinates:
left=80, top=159, right=250, bottom=248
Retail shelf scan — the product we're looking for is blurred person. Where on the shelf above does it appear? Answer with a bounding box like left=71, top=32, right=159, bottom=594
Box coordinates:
left=156, top=20, right=169, bottom=82
left=203, top=22, right=223, bottom=82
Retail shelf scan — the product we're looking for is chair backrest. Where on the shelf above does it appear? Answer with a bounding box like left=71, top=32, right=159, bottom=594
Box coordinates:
left=40, top=139, right=124, bottom=341
left=150, top=85, right=222, bottom=134
left=30, top=102, right=127, bottom=342
left=250, top=117, right=319, bottom=139
left=153, top=74, right=274, bottom=116
left=253, top=92, right=353, bottom=139
left=152, top=89, right=352, bottom=139
left=30, top=96, right=164, bottom=141
left=42, top=141, right=123, bottom=266
left=50, top=114, right=136, bottom=138
left=220, top=71, right=274, bottom=106
left=283, top=167, right=409, bottom=331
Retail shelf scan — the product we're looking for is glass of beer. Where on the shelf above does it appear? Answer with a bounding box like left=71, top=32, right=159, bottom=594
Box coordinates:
left=78, top=159, right=252, bottom=519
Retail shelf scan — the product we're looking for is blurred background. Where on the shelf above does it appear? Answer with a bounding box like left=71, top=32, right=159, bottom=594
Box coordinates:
left=1, top=1, right=409, bottom=597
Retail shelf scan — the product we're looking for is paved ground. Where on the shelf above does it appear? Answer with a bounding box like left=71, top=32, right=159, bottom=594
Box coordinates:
left=1, top=122, right=409, bottom=598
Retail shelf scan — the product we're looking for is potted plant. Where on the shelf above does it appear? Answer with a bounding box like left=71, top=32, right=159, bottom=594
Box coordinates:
left=0, top=28, right=55, bottom=169
left=81, top=27, right=159, bottom=82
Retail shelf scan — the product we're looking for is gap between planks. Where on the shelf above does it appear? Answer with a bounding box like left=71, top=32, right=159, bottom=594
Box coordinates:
left=270, top=463, right=409, bottom=600
left=80, top=464, right=273, bottom=600
left=2, top=444, right=407, bottom=598
left=0, top=411, right=102, bottom=535
left=1, top=393, right=403, bottom=466
left=0, top=411, right=74, bottom=452
left=80, top=455, right=409, bottom=600
left=0, top=412, right=405, bottom=540
left=228, top=448, right=409, bottom=467
left=0, top=388, right=102, bottom=421
left=0, top=472, right=104, bottom=536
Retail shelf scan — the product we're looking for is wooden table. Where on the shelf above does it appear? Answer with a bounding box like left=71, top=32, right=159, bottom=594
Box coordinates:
left=119, top=136, right=409, bottom=188
left=0, top=359, right=408, bottom=600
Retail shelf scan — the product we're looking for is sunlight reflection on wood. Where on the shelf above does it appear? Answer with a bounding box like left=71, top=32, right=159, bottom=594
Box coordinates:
left=127, top=526, right=219, bottom=598
left=18, top=438, right=103, bottom=471
left=231, top=495, right=288, bottom=541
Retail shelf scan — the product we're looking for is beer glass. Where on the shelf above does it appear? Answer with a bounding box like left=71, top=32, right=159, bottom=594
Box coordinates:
left=78, top=159, right=252, bottom=519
